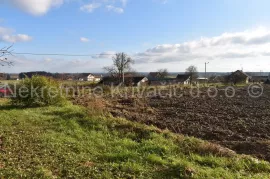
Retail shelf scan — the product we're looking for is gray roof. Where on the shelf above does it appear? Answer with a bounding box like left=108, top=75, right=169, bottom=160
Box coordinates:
left=176, top=74, right=190, bottom=82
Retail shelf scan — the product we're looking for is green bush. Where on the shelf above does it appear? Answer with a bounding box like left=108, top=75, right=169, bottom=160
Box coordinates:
left=11, top=76, right=67, bottom=107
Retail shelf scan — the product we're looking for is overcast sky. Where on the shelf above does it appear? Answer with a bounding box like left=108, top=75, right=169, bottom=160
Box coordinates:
left=1, top=0, right=270, bottom=73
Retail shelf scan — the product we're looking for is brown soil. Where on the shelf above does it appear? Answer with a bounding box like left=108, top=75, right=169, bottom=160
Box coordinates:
left=104, top=85, right=270, bottom=161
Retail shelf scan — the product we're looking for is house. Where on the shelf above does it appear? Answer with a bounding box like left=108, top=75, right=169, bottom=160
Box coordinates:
left=86, top=74, right=96, bottom=82
left=196, top=77, right=208, bottom=84
left=93, top=75, right=102, bottom=82
left=100, top=76, right=148, bottom=87
left=229, top=70, right=250, bottom=84
left=124, top=77, right=148, bottom=86
left=0, top=73, right=7, bottom=80
left=79, top=74, right=101, bottom=82
left=176, top=74, right=191, bottom=85
left=7, top=74, right=19, bottom=80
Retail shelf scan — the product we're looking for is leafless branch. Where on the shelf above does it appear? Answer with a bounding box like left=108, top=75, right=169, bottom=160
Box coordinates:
left=103, top=66, right=117, bottom=77
left=157, top=68, right=169, bottom=79
left=0, top=44, right=14, bottom=66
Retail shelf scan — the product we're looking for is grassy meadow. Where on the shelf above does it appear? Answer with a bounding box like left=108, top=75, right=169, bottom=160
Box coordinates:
left=0, top=98, right=270, bottom=178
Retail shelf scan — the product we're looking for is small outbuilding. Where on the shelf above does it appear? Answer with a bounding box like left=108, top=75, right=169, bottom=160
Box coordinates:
left=176, top=74, right=191, bottom=85
left=196, top=77, right=208, bottom=84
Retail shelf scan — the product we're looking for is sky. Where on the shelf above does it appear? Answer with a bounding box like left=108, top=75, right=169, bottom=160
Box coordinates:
left=1, top=0, right=270, bottom=73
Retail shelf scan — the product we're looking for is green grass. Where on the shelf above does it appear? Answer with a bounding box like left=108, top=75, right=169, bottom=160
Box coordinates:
left=0, top=80, right=98, bottom=87
left=0, top=101, right=270, bottom=178
left=0, top=80, right=19, bottom=85
left=61, top=80, right=98, bottom=86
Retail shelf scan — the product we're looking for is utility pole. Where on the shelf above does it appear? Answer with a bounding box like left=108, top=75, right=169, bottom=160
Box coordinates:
left=205, top=62, right=209, bottom=85
left=122, top=52, right=125, bottom=84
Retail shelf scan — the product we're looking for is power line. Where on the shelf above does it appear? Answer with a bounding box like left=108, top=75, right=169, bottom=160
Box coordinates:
left=13, top=52, right=161, bottom=57
left=13, top=52, right=114, bottom=57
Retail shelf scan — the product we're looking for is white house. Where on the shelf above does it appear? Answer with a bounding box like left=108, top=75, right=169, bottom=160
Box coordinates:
left=80, top=74, right=101, bottom=82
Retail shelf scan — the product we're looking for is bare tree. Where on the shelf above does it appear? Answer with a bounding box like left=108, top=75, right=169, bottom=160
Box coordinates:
left=185, top=65, right=198, bottom=84
left=104, top=52, right=134, bottom=83
left=0, top=45, right=13, bottom=66
left=157, top=68, right=168, bottom=79
left=103, top=66, right=117, bottom=77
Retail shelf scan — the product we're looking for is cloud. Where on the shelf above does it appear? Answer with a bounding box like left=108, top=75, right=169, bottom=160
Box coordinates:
left=208, top=27, right=270, bottom=46
left=0, top=27, right=11, bottom=35
left=2, top=0, right=64, bottom=16
left=120, top=0, right=128, bottom=6
left=3, top=0, right=129, bottom=15
left=92, top=51, right=116, bottom=59
left=80, top=0, right=128, bottom=14
left=3, top=55, right=111, bottom=73
left=80, top=3, right=101, bottom=13
left=0, top=26, right=32, bottom=43
left=80, top=37, right=89, bottom=42
left=217, top=52, right=257, bottom=59
left=135, top=27, right=270, bottom=65
left=106, top=5, right=124, bottom=13
left=153, top=0, right=168, bottom=4
left=44, top=58, right=53, bottom=63
left=1, top=34, right=32, bottom=43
